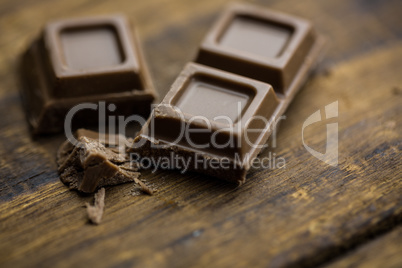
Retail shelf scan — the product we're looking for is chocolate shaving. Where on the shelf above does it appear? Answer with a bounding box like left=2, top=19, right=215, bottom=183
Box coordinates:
left=57, top=129, right=158, bottom=197
left=86, top=188, right=105, bottom=225
left=57, top=129, right=140, bottom=193
left=134, top=178, right=154, bottom=195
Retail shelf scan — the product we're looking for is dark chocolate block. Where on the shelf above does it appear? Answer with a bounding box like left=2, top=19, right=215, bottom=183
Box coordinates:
left=20, top=15, right=157, bottom=134
left=131, top=4, right=324, bottom=184
left=196, top=3, right=316, bottom=94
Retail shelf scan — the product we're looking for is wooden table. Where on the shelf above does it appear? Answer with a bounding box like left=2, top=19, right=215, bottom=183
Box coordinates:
left=0, top=0, right=401, bottom=267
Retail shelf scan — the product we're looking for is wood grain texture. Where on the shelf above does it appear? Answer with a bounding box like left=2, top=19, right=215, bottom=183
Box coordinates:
left=324, top=227, right=402, bottom=268
left=326, top=227, right=402, bottom=268
left=0, top=0, right=401, bottom=267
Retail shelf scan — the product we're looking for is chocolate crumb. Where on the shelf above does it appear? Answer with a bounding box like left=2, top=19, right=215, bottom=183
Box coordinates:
left=134, top=178, right=155, bottom=195
left=86, top=188, right=105, bottom=225
left=57, top=129, right=140, bottom=193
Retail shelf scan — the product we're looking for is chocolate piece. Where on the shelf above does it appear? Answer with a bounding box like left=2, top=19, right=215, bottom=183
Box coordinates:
left=86, top=188, right=105, bottom=225
left=19, top=15, right=157, bottom=134
left=57, top=129, right=140, bottom=193
left=136, top=180, right=155, bottom=196
left=133, top=63, right=280, bottom=180
left=131, top=63, right=282, bottom=182
left=196, top=4, right=316, bottom=94
left=131, top=3, right=324, bottom=184
left=75, top=128, right=130, bottom=152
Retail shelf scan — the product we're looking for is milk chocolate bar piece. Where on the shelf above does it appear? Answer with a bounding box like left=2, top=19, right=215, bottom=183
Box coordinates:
left=131, top=4, right=324, bottom=184
left=196, top=3, right=316, bottom=94
left=19, top=15, right=157, bottom=134
left=132, top=63, right=280, bottom=181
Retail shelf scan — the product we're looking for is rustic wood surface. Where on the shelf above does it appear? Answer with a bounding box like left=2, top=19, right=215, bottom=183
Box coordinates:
left=0, top=0, right=401, bottom=267
left=324, top=226, right=402, bottom=268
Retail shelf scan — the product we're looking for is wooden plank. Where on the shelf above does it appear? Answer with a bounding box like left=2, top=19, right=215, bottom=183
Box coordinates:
left=324, top=227, right=402, bottom=268
left=0, top=0, right=401, bottom=267
left=0, top=41, right=401, bottom=267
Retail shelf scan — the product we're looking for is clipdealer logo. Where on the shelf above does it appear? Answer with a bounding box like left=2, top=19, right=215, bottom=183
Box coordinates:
left=62, top=100, right=339, bottom=171
left=302, top=101, right=338, bottom=166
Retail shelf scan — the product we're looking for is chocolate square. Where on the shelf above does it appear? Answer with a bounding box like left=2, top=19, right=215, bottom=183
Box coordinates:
left=196, top=3, right=316, bottom=94
left=19, top=15, right=157, bottom=134
left=133, top=63, right=280, bottom=180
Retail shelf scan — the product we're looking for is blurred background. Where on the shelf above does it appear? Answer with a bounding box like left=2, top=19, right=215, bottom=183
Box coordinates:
left=1, top=0, right=400, bottom=99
